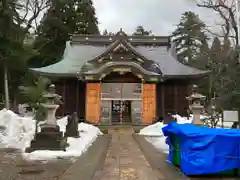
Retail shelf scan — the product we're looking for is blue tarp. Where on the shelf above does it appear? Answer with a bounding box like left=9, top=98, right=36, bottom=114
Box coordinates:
left=162, top=123, right=240, bottom=175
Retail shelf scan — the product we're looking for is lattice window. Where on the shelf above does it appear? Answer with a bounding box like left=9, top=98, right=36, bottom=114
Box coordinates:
left=101, top=83, right=142, bottom=100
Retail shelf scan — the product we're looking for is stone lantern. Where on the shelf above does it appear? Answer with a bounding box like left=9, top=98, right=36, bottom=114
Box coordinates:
left=186, top=85, right=206, bottom=126
left=41, top=84, right=61, bottom=127
left=26, top=84, right=67, bottom=152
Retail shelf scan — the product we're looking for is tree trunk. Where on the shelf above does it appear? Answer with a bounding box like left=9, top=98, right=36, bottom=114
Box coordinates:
left=4, top=64, right=10, bottom=110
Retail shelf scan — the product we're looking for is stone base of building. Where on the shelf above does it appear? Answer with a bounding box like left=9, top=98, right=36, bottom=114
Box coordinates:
left=25, top=124, right=68, bottom=153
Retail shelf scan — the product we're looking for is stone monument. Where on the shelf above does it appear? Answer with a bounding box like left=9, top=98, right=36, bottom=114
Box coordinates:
left=186, top=85, right=206, bottom=126
left=64, top=112, right=79, bottom=138
left=26, top=84, right=68, bottom=153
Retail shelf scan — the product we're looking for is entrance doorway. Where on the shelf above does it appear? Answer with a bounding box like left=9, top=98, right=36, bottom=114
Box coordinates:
left=111, top=100, right=131, bottom=124
left=100, top=83, right=142, bottom=124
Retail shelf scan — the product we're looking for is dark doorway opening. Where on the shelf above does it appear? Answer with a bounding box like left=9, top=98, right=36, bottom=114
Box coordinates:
left=111, top=100, right=131, bottom=124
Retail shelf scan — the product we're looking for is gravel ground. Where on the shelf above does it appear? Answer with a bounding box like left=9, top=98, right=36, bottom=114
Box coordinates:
left=0, top=149, right=73, bottom=180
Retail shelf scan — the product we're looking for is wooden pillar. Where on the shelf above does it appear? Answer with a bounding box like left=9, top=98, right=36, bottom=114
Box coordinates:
left=142, top=84, right=156, bottom=124
left=86, top=83, right=100, bottom=124
left=174, top=84, right=178, bottom=114
left=62, top=79, right=66, bottom=116
left=76, top=79, right=79, bottom=116
left=161, top=84, right=165, bottom=118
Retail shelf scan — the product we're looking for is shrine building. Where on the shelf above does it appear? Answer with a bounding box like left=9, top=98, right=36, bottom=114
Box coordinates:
left=30, top=30, right=208, bottom=125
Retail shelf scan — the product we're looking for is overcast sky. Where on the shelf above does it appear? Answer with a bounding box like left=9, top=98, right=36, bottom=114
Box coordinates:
left=92, top=0, right=220, bottom=35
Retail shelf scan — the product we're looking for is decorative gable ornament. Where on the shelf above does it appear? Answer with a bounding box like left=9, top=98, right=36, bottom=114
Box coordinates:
left=113, top=43, right=128, bottom=52
left=113, top=68, right=131, bottom=75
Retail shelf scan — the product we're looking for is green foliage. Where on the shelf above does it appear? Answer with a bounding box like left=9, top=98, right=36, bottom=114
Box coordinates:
left=133, top=25, right=152, bottom=36
left=218, top=45, right=240, bottom=111
left=19, top=76, right=50, bottom=121
left=0, top=0, right=26, bottom=66
left=73, top=0, right=99, bottom=34
left=172, top=11, right=240, bottom=112
left=171, top=11, right=208, bottom=65
left=29, top=0, right=99, bottom=68
left=0, top=0, right=34, bottom=106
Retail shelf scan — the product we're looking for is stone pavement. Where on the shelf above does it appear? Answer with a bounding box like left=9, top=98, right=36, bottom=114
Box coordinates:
left=0, top=149, right=72, bottom=180
left=92, top=131, right=164, bottom=180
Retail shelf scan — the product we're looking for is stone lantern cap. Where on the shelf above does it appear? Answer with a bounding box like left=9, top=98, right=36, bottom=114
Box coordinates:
left=186, top=84, right=206, bottom=101
left=43, top=84, right=61, bottom=103
left=186, top=93, right=206, bottom=101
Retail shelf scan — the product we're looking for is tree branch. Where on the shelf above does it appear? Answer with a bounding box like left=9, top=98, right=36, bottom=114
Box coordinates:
left=195, top=0, right=237, bottom=43
left=14, top=0, right=50, bottom=33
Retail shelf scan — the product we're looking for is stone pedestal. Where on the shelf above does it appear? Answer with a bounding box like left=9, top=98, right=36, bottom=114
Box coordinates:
left=26, top=124, right=68, bottom=153
left=192, top=105, right=203, bottom=125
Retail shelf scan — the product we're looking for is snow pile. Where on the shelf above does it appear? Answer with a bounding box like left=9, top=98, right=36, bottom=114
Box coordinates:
left=138, top=115, right=196, bottom=154
left=172, top=114, right=210, bottom=124
left=0, top=109, right=35, bottom=150
left=139, top=122, right=166, bottom=136
left=139, top=122, right=169, bottom=154
left=23, top=122, right=102, bottom=161
left=0, top=108, right=103, bottom=161
left=172, top=114, right=192, bottom=124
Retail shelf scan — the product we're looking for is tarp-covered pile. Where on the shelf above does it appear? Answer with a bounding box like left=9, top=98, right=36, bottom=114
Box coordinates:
left=162, top=122, right=240, bottom=175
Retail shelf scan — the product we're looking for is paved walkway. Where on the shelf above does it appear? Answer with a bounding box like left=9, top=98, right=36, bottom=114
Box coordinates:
left=0, top=149, right=72, bottom=180
left=93, top=132, right=164, bottom=180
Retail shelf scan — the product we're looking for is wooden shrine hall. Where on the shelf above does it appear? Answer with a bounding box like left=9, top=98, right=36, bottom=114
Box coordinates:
left=31, top=29, right=208, bottom=125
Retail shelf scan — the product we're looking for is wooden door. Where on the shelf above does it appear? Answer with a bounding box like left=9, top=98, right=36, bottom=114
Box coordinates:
left=86, top=83, right=100, bottom=124
left=142, top=84, right=156, bottom=124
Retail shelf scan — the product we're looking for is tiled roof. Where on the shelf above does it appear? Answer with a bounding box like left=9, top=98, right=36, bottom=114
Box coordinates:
left=30, top=32, right=208, bottom=78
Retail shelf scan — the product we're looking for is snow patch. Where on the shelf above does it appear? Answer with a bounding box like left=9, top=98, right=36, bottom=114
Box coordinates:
left=0, top=109, right=35, bottom=150
left=138, top=115, right=195, bottom=154
left=139, top=122, right=166, bottom=136
left=0, top=109, right=102, bottom=161
left=172, top=114, right=192, bottom=124
left=139, top=122, right=169, bottom=154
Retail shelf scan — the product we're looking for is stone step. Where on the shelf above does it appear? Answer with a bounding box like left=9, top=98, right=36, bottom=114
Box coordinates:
left=108, top=127, right=133, bottom=134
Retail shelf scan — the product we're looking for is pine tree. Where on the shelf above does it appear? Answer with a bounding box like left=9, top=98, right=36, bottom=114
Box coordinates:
left=133, top=26, right=152, bottom=36
left=30, top=0, right=99, bottom=67
left=73, top=0, right=99, bottom=34
left=0, top=0, right=28, bottom=109
left=208, top=37, right=222, bottom=98
left=215, top=44, right=240, bottom=111
left=172, top=11, right=208, bottom=65
left=102, top=29, right=115, bottom=36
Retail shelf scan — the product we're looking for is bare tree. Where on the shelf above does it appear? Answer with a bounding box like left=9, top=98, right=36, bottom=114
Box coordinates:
left=14, top=0, right=50, bottom=33
left=2, top=0, right=50, bottom=110
left=195, top=0, right=238, bottom=43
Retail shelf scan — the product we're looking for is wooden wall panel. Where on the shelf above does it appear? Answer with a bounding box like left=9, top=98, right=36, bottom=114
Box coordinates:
left=176, top=85, right=189, bottom=116
left=79, top=81, right=86, bottom=120
left=142, top=84, right=156, bottom=124
left=156, top=83, right=163, bottom=118
left=86, top=83, right=100, bottom=124
left=163, top=80, right=189, bottom=117
left=64, top=79, right=77, bottom=115
left=164, top=85, right=175, bottom=115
